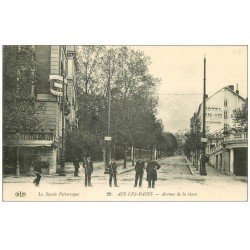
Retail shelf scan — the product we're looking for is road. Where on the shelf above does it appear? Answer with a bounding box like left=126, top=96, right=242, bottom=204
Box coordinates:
left=2, top=156, right=247, bottom=201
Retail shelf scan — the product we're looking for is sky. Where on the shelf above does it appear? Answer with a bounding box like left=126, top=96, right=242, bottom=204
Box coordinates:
left=132, top=46, right=247, bottom=133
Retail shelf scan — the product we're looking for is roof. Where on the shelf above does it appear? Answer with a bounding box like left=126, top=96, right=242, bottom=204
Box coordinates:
left=206, top=86, right=246, bottom=102
left=197, top=86, right=247, bottom=115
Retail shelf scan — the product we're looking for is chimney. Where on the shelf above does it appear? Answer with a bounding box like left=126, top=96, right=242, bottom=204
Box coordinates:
left=236, top=83, right=239, bottom=94
left=228, top=85, right=234, bottom=91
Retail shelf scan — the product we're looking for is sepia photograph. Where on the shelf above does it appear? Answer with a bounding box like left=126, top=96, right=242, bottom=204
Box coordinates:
left=1, top=2, right=250, bottom=250
left=2, top=45, right=248, bottom=201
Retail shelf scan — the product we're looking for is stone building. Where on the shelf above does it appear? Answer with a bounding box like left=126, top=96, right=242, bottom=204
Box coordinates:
left=197, top=84, right=246, bottom=134
left=3, top=45, right=78, bottom=175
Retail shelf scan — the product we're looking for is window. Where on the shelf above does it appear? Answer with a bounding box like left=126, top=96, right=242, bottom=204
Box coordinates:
left=224, top=111, right=228, bottom=119
left=224, top=99, right=228, bottom=107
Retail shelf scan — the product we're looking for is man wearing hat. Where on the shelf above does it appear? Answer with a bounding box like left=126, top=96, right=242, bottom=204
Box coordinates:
left=73, top=157, right=80, bottom=177
left=33, top=156, right=42, bottom=187
left=146, top=158, right=161, bottom=188
left=83, top=156, right=93, bottom=187
left=134, top=158, right=145, bottom=187
left=108, top=159, right=119, bottom=187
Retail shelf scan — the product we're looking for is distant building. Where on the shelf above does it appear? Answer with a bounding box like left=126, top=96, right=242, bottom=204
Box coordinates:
left=197, top=84, right=246, bottom=134
left=3, top=45, right=78, bottom=175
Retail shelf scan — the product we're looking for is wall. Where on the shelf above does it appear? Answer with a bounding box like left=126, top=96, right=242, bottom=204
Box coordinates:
left=198, top=87, right=246, bottom=134
left=39, top=147, right=57, bottom=174
left=35, top=99, right=60, bottom=139
left=35, top=46, right=51, bottom=94
left=50, top=46, right=60, bottom=75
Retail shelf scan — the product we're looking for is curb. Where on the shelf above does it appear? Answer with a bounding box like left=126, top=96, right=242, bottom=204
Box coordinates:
left=187, top=164, right=194, bottom=175
left=185, top=156, right=194, bottom=175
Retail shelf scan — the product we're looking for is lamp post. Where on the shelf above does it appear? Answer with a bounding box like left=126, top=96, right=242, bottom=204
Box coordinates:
left=200, top=56, right=207, bottom=176
left=107, top=72, right=111, bottom=161
left=103, top=77, right=111, bottom=174
left=16, top=132, right=20, bottom=177
left=104, top=50, right=112, bottom=173
left=59, top=64, right=66, bottom=176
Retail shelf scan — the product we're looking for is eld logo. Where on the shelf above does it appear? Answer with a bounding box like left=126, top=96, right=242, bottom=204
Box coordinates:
left=15, top=191, right=26, bottom=198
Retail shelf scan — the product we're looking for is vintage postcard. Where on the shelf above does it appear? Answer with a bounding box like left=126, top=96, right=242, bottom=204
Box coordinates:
left=2, top=45, right=248, bottom=201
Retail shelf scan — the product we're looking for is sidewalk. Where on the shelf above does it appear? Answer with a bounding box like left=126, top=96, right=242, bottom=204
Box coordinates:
left=186, top=158, right=235, bottom=177
left=3, top=160, right=135, bottom=183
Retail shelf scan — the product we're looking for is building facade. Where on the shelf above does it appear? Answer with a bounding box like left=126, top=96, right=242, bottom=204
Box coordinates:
left=3, top=45, right=78, bottom=175
left=207, top=132, right=247, bottom=176
left=197, top=85, right=246, bottom=134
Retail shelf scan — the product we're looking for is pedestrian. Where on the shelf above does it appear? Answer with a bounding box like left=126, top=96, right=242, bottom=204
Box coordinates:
left=83, top=156, right=93, bottom=187
left=33, top=156, right=42, bottom=187
left=108, top=159, right=119, bottom=187
left=134, top=158, right=145, bottom=187
left=146, top=158, right=161, bottom=188
left=73, top=157, right=80, bottom=177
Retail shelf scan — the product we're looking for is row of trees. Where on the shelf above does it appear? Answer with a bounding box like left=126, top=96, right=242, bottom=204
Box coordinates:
left=66, top=46, right=177, bottom=160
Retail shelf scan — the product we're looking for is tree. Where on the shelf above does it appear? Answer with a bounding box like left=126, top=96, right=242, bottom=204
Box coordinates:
left=72, top=46, right=166, bottom=160
left=184, top=112, right=202, bottom=159
left=232, top=101, right=248, bottom=132
left=157, top=132, right=178, bottom=156
left=3, top=46, right=44, bottom=132
left=175, top=130, right=188, bottom=155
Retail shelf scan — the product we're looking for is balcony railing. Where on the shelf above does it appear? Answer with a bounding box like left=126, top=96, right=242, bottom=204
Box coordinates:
left=208, top=132, right=248, bottom=155
left=4, top=132, right=54, bottom=141
left=224, top=132, right=248, bottom=142
left=3, top=131, right=58, bottom=147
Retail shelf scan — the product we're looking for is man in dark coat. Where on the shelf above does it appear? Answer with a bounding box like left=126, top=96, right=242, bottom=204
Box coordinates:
left=108, top=159, right=119, bottom=187
left=73, top=157, right=80, bottom=177
left=33, top=156, right=42, bottom=187
left=134, top=158, right=145, bottom=187
left=83, top=156, right=93, bottom=187
left=146, top=158, right=161, bottom=188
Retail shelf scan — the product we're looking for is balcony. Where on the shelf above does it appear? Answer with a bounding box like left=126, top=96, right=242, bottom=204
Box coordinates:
left=224, top=132, right=248, bottom=142
left=3, top=131, right=58, bottom=147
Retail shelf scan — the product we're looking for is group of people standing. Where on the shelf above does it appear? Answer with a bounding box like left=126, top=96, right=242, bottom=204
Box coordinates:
left=73, top=156, right=93, bottom=187
left=73, top=157, right=119, bottom=187
left=73, top=156, right=161, bottom=189
left=134, top=158, right=161, bottom=188
left=33, top=155, right=161, bottom=189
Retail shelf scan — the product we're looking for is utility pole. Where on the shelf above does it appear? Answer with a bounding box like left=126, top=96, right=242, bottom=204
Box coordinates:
left=200, top=56, right=207, bottom=176
left=59, top=61, right=66, bottom=176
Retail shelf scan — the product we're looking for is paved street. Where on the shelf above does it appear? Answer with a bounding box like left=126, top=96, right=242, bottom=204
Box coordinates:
left=3, top=156, right=247, bottom=201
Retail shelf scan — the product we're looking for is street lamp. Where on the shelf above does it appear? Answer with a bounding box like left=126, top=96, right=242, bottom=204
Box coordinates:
left=104, top=50, right=112, bottom=174
left=59, top=63, right=66, bottom=176
left=16, top=132, right=20, bottom=177
left=200, top=56, right=208, bottom=176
